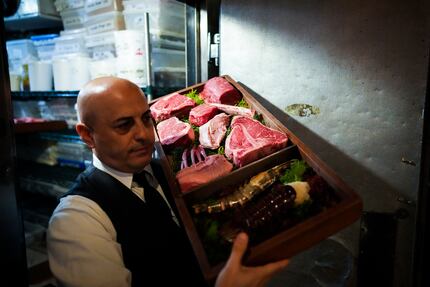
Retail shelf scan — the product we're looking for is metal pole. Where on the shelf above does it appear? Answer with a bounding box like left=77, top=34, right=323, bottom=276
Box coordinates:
left=144, top=12, right=153, bottom=101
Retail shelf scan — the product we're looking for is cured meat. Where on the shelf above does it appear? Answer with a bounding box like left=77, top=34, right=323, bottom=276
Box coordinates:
left=189, top=104, right=219, bottom=126
left=209, top=103, right=255, bottom=118
left=150, top=92, right=196, bottom=122
left=176, top=154, right=233, bottom=193
left=225, top=116, right=288, bottom=167
left=156, top=117, right=195, bottom=147
left=199, top=113, right=230, bottom=149
left=200, top=77, right=242, bottom=105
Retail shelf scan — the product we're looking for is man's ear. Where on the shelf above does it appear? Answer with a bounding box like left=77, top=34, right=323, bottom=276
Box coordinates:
left=76, top=123, right=95, bottom=149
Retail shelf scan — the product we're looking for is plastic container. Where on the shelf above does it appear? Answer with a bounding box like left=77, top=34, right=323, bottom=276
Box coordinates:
left=30, top=34, right=58, bottom=61
left=85, top=31, right=116, bottom=60
left=29, top=61, right=53, bottom=91
left=85, top=0, right=123, bottom=16
left=85, top=31, right=114, bottom=47
left=6, top=39, right=37, bottom=62
left=123, top=0, right=184, bottom=15
left=54, top=0, right=85, bottom=12
left=6, top=0, right=59, bottom=19
left=123, top=9, right=185, bottom=37
left=114, top=30, right=146, bottom=58
left=53, top=33, right=87, bottom=57
left=89, top=58, right=117, bottom=79
left=85, top=11, right=125, bottom=35
left=9, top=72, right=21, bottom=91
left=116, top=55, right=147, bottom=87
left=57, top=141, right=89, bottom=162
left=53, top=54, right=90, bottom=90
left=151, top=48, right=185, bottom=70
left=122, top=0, right=146, bottom=11
left=60, top=7, right=86, bottom=30
left=89, top=44, right=116, bottom=60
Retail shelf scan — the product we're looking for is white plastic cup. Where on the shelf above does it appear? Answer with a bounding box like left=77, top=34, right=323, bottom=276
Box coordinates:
left=53, top=55, right=90, bottom=91
left=9, top=73, right=21, bottom=91
left=29, top=61, right=53, bottom=91
left=69, top=56, right=90, bottom=90
left=53, top=57, right=70, bottom=90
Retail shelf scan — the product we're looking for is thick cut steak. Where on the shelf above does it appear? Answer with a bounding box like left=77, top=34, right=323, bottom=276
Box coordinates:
left=199, top=113, right=230, bottom=149
left=225, top=116, right=288, bottom=167
left=156, top=117, right=195, bottom=147
left=150, top=92, right=196, bottom=122
left=200, top=77, right=242, bottom=105
left=176, top=154, right=233, bottom=193
left=189, top=104, right=219, bottom=126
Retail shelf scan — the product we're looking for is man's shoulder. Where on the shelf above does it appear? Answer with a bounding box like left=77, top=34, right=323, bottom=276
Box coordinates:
left=52, top=195, right=102, bottom=218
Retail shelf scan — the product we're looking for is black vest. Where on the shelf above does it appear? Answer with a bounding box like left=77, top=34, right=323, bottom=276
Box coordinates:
left=63, top=165, right=206, bottom=287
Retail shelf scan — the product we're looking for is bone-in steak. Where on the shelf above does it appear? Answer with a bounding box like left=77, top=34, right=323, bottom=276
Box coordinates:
left=199, top=113, right=230, bottom=149
left=209, top=103, right=255, bottom=118
left=156, top=117, right=195, bottom=147
left=225, top=116, right=288, bottom=167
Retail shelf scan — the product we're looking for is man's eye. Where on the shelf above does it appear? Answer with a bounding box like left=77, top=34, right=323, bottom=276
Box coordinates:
left=116, top=121, right=133, bottom=130
left=143, top=114, right=153, bottom=123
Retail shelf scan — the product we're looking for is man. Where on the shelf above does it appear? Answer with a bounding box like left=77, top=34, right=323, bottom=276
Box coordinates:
left=47, top=77, right=289, bottom=287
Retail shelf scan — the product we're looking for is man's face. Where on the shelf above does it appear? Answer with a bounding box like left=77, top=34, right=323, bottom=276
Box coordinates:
left=89, top=85, right=155, bottom=173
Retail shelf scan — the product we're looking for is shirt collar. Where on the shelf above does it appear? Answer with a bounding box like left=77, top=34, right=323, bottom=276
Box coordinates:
left=92, top=154, right=154, bottom=189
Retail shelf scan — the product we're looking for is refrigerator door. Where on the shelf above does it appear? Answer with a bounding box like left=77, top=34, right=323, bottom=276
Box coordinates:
left=212, top=1, right=429, bottom=286
left=0, top=13, right=28, bottom=287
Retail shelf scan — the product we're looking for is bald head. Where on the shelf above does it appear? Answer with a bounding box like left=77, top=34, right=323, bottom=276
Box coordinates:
left=75, top=76, right=155, bottom=172
left=77, top=77, right=146, bottom=128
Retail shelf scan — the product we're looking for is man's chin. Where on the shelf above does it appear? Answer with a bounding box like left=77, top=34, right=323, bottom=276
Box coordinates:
left=131, top=155, right=152, bottom=170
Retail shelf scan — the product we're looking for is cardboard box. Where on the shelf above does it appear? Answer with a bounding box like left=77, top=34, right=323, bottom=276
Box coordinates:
left=150, top=75, right=362, bottom=282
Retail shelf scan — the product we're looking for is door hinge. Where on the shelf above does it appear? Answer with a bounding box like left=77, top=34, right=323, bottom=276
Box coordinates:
left=208, top=33, right=220, bottom=66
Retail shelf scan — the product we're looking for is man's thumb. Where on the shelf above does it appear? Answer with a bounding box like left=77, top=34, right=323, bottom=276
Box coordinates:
left=227, top=232, right=249, bottom=266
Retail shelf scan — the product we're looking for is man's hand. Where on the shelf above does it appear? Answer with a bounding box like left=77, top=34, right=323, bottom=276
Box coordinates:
left=215, top=233, right=290, bottom=287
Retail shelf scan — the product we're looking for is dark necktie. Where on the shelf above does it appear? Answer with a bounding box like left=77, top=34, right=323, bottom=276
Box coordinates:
left=133, top=172, right=173, bottom=220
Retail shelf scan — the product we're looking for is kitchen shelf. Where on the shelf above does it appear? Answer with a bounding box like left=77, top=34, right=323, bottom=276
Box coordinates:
left=12, top=91, right=79, bottom=100
left=14, top=120, right=68, bottom=134
left=11, top=86, right=184, bottom=100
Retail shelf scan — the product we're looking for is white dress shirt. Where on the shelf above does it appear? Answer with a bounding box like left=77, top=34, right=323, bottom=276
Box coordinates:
left=47, top=154, right=178, bottom=287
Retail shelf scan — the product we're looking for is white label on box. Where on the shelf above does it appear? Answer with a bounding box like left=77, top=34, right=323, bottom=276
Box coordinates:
left=64, top=0, right=85, bottom=10
left=86, top=0, right=113, bottom=13
left=87, top=20, right=114, bottom=34
left=64, top=15, right=84, bottom=27
left=56, top=43, right=81, bottom=54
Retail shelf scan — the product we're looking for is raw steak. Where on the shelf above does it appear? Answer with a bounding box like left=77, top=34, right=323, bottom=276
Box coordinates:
left=209, top=103, right=255, bottom=118
left=176, top=154, right=233, bottom=193
left=200, top=77, right=242, bottom=105
left=150, top=92, right=196, bottom=122
left=225, top=116, right=288, bottom=167
left=189, top=104, right=219, bottom=126
left=156, top=117, right=195, bottom=147
left=199, top=113, right=230, bottom=149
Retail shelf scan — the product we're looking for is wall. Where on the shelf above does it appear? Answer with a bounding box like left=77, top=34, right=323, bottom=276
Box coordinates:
left=219, top=0, right=429, bottom=286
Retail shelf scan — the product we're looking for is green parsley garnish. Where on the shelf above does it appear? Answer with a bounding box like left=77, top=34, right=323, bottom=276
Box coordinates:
left=185, top=89, right=204, bottom=105
left=280, top=159, right=308, bottom=184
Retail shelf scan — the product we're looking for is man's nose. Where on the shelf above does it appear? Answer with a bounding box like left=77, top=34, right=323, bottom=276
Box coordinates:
left=134, top=121, right=149, bottom=140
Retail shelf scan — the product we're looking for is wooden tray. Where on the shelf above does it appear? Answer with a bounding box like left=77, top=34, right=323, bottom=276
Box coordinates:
left=150, top=75, right=362, bottom=282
